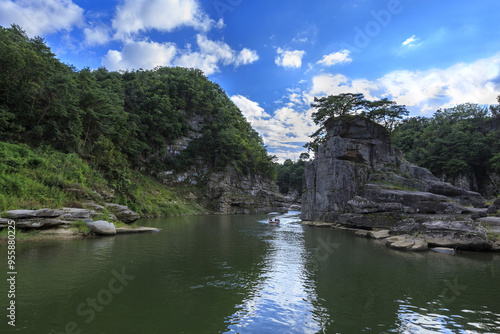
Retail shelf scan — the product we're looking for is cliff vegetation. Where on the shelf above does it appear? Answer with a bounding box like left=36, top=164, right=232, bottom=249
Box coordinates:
left=0, top=25, right=276, bottom=214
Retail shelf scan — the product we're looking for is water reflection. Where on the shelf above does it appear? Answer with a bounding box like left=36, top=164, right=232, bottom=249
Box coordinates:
left=225, top=212, right=327, bottom=333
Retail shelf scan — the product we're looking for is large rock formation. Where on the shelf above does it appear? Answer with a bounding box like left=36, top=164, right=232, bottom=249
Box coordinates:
left=155, top=116, right=291, bottom=214
left=301, top=116, right=499, bottom=251
left=205, top=166, right=288, bottom=214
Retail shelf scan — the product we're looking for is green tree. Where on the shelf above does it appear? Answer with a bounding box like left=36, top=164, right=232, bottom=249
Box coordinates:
left=306, top=93, right=407, bottom=152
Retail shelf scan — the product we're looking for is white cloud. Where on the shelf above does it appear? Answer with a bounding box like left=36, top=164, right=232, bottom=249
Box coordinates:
left=402, top=35, right=421, bottom=47
left=0, top=0, right=84, bottom=37
left=318, top=49, right=352, bottom=66
left=102, top=40, right=177, bottom=71
left=84, top=23, right=112, bottom=46
left=308, top=52, right=500, bottom=115
left=231, top=95, right=316, bottom=156
left=112, top=0, right=214, bottom=39
left=235, top=48, right=259, bottom=66
left=101, top=35, right=258, bottom=74
left=378, top=55, right=500, bottom=110
left=174, top=35, right=258, bottom=75
left=308, top=73, right=379, bottom=102
left=275, top=48, right=306, bottom=69
left=231, top=95, right=271, bottom=121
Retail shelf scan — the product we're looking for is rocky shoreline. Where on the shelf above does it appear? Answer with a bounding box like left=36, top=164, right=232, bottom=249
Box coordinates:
left=303, top=220, right=500, bottom=252
left=301, top=116, right=500, bottom=252
left=0, top=202, right=161, bottom=242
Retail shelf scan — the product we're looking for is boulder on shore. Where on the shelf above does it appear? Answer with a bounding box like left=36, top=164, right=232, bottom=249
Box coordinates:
left=87, top=221, right=116, bottom=236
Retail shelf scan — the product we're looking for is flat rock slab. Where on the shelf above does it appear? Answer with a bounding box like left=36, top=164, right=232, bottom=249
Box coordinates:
left=7, top=210, right=37, bottom=219
left=39, top=229, right=75, bottom=235
left=302, top=221, right=335, bottom=228
left=386, top=236, right=428, bottom=251
left=16, top=219, right=69, bottom=229
left=34, top=209, right=64, bottom=218
left=370, top=230, right=390, bottom=239
left=478, top=217, right=500, bottom=227
left=116, top=227, right=161, bottom=234
left=430, top=247, right=456, bottom=255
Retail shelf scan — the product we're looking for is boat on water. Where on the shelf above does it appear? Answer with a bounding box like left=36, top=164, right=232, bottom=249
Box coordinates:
left=268, top=212, right=280, bottom=224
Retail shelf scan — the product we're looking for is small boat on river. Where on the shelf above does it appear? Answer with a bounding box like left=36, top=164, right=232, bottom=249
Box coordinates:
left=268, top=212, right=280, bottom=224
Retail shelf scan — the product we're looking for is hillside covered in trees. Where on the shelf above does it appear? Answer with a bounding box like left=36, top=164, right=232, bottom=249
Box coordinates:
left=392, top=100, right=500, bottom=196
left=0, top=25, right=276, bottom=213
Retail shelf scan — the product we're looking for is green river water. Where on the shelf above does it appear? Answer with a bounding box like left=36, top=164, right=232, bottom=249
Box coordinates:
left=1, top=212, right=499, bottom=333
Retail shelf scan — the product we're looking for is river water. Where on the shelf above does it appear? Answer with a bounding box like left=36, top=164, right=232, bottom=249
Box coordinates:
left=1, top=212, right=499, bottom=333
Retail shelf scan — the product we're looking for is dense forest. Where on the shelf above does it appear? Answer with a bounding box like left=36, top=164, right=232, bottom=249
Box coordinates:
left=392, top=100, right=500, bottom=196
left=304, top=92, right=500, bottom=197
left=0, top=25, right=275, bottom=212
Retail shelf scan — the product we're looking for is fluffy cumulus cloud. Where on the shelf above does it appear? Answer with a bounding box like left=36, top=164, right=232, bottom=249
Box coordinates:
left=317, top=49, right=352, bottom=66
left=275, top=48, right=306, bottom=69
left=231, top=95, right=316, bottom=162
left=308, top=73, right=380, bottom=101
left=112, top=0, right=214, bottom=39
left=175, top=35, right=258, bottom=75
left=0, top=0, right=84, bottom=37
left=235, top=48, right=259, bottom=66
left=308, top=52, right=500, bottom=114
left=84, top=23, right=112, bottom=46
left=103, top=34, right=258, bottom=74
left=102, top=40, right=177, bottom=71
left=231, top=95, right=271, bottom=122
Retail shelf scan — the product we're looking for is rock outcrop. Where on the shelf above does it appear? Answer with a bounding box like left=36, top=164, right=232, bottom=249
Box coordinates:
left=301, top=116, right=499, bottom=251
left=0, top=203, right=155, bottom=238
left=205, top=166, right=288, bottom=214
left=87, top=221, right=116, bottom=236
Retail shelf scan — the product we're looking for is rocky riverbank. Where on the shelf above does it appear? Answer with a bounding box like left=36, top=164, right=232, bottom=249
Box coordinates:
left=301, top=116, right=500, bottom=252
left=0, top=202, right=160, bottom=242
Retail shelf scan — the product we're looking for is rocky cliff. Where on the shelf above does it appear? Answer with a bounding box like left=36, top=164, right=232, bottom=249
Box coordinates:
left=301, top=116, right=500, bottom=251
left=163, top=165, right=288, bottom=214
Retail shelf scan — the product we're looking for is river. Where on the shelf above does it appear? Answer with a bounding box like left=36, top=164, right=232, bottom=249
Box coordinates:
left=1, top=212, right=499, bottom=333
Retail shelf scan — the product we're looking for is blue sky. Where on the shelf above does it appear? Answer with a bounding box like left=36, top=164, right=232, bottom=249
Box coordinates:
left=1, top=0, right=500, bottom=161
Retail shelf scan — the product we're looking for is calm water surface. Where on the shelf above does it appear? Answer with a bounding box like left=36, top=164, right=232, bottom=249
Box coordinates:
left=1, top=212, right=499, bottom=333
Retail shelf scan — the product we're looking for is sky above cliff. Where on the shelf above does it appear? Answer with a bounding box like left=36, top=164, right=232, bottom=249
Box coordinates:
left=1, top=0, right=500, bottom=161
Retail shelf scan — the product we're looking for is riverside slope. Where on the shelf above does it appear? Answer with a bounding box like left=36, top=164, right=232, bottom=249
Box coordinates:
left=301, top=116, right=500, bottom=251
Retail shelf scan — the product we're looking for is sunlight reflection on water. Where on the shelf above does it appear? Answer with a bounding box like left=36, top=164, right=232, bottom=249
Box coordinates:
left=224, top=212, right=326, bottom=333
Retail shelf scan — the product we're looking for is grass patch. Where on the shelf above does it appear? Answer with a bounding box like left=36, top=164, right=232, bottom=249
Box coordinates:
left=0, top=228, right=39, bottom=241
left=0, top=142, right=105, bottom=211
left=0, top=141, right=207, bottom=217
left=72, top=220, right=92, bottom=236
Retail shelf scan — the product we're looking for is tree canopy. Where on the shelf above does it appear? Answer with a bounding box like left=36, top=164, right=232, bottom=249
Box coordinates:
left=306, top=93, right=408, bottom=151
left=392, top=101, right=500, bottom=194
left=0, top=24, right=276, bottom=187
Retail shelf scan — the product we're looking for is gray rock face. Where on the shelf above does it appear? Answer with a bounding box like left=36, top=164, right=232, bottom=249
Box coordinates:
left=7, top=210, right=37, bottom=219
left=15, top=219, right=69, bottom=229
left=422, top=220, right=491, bottom=250
left=87, top=221, right=116, bottom=236
left=205, top=166, right=288, bottom=214
left=105, top=204, right=140, bottom=224
left=487, top=198, right=500, bottom=214
left=301, top=116, right=495, bottom=251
